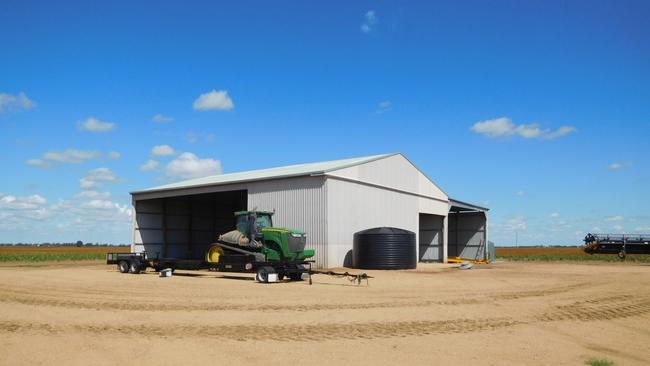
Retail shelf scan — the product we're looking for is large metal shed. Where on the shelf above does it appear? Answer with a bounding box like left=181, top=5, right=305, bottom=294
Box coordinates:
left=130, top=153, right=488, bottom=268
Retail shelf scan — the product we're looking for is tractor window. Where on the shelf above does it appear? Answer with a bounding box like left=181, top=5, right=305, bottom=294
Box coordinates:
left=256, top=215, right=272, bottom=229
left=235, top=216, right=249, bottom=235
left=235, top=214, right=273, bottom=236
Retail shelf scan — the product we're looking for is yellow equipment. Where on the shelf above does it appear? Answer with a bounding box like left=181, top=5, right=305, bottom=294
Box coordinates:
left=447, top=256, right=489, bottom=264
left=206, top=245, right=225, bottom=263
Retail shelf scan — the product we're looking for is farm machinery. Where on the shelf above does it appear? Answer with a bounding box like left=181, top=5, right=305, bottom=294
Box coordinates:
left=108, top=210, right=315, bottom=283
left=583, top=233, right=650, bottom=259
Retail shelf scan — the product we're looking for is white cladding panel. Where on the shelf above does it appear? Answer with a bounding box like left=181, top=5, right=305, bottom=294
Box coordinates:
left=327, top=178, right=427, bottom=267
left=247, top=176, right=328, bottom=268
left=326, top=154, right=448, bottom=202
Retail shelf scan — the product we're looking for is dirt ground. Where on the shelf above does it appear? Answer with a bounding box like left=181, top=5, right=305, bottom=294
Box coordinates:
left=1, top=261, right=649, bottom=365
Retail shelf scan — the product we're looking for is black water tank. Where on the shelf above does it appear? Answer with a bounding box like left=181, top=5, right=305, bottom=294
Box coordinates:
left=353, top=227, right=416, bottom=269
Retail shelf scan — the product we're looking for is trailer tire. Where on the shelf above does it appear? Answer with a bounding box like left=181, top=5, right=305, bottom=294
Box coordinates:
left=118, top=260, right=129, bottom=273
left=256, top=266, right=274, bottom=283
left=618, top=250, right=626, bottom=260
left=289, top=264, right=305, bottom=281
left=129, top=261, right=142, bottom=274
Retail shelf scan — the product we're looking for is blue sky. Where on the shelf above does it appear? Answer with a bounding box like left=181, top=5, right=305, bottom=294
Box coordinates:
left=1, top=1, right=648, bottom=245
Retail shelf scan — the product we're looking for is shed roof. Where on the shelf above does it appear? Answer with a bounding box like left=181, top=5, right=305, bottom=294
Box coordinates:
left=449, top=198, right=489, bottom=212
left=133, top=153, right=397, bottom=194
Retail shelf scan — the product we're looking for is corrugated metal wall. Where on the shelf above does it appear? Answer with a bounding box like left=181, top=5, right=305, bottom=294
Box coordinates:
left=418, top=213, right=444, bottom=261
left=324, top=154, right=450, bottom=267
left=247, top=176, right=328, bottom=268
left=326, top=154, right=448, bottom=201
left=327, top=178, right=421, bottom=267
left=448, top=211, right=487, bottom=260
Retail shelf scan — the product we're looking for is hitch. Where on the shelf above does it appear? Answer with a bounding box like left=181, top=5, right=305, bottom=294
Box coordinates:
left=310, top=270, right=373, bottom=285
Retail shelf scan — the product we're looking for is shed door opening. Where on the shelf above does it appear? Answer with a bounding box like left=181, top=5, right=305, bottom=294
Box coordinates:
left=448, top=210, right=487, bottom=260
left=418, top=213, right=444, bottom=261
left=134, top=190, right=247, bottom=260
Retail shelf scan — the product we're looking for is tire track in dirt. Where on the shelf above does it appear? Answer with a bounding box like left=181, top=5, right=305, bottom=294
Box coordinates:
left=0, top=292, right=480, bottom=312
left=0, top=317, right=520, bottom=341
left=2, top=294, right=649, bottom=342
left=0, top=282, right=588, bottom=313
left=487, top=283, right=588, bottom=301
left=537, top=295, right=650, bottom=322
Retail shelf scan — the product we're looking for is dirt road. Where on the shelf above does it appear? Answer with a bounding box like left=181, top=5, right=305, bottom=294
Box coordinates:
left=1, top=261, right=649, bottom=365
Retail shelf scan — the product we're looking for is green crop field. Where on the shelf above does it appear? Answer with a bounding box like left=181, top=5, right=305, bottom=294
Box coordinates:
left=0, top=246, right=130, bottom=262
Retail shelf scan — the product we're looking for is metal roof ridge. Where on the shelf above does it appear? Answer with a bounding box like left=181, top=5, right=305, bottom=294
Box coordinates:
left=131, top=153, right=395, bottom=194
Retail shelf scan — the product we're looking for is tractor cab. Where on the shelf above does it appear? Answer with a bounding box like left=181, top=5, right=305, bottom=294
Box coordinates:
left=235, top=211, right=274, bottom=240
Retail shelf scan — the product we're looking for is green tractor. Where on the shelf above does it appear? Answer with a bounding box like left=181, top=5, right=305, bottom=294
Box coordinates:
left=206, top=210, right=315, bottom=282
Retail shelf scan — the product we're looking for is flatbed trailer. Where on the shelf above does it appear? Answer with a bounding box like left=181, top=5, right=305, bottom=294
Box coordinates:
left=583, top=233, right=650, bottom=259
left=106, top=251, right=313, bottom=284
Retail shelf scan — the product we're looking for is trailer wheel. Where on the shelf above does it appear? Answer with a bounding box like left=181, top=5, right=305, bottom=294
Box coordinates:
left=118, top=260, right=129, bottom=273
left=255, top=266, right=274, bottom=283
left=618, top=250, right=626, bottom=260
left=129, top=261, right=142, bottom=274
left=289, top=264, right=305, bottom=281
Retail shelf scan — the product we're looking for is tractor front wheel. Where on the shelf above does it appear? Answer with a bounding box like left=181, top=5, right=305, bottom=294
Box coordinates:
left=618, top=250, right=626, bottom=260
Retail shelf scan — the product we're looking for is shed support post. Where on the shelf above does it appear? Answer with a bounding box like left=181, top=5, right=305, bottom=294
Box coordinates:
left=442, top=215, right=448, bottom=263
left=162, top=199, right=168, bottom=258
left=187, top=198, right=193, bottom=258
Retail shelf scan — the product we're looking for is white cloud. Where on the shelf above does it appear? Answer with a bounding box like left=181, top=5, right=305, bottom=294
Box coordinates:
left=549, top=212, right=560, bottom=218
left=0, top=92, right=36, bottom=112
left=0, top=194, right=47, bottom=210
left=27, top=149, right=104, bottom=168
left=152, top=113, right=173, bottom=123
left=376, top=100, right=392, bottom=114
left=470, top=117, right=576, bottom=140
left=635, top=226, right=650, bottom=232
left=79, top=167, right=118, bottom=189
left=608, top=161, right=632, bottom=170
left=107, top=151, right=121, bottom=160
left=0, top=189, right=132, bottom=240
left=82, top=199, right=116, bottom=210
left=612, top=225, right=624, bottom=231
left=544, top=126, right=577, bottom=140
left=516, top=190, right=525, bottom=197
left=26, top=159, right=49, bottom=168
left=605, top=215, right=624, bottom=222
left=166, top=152, right=222, bottom=179
left=192, top=90, right=234, bottom=111
left=186, top=131, right=216, bottom=144
left=139, top=159, right=159, bottom=172
left=151, top=144, right=175, bottom=156
left=506, top=216, right=527, bottom=231
left=361, top=10, right=377, bottom=33
left=0, top=193, right=50, bottom=228
left=79, top=117, right=116, bottom=132
left=74, top=191, right=111, bottom=200
left=43, top=149, right=100, bottom=164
